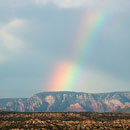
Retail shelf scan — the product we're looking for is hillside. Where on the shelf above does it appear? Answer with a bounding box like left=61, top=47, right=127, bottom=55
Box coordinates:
left=0, top=91, right=130, bottom=112
left=118, top=107, right=130, bottom=113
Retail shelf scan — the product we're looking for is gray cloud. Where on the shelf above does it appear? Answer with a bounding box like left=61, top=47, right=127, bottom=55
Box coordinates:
left=35, top=0, right=130, bottom=12
left=0, top=19, right=26, bottom=63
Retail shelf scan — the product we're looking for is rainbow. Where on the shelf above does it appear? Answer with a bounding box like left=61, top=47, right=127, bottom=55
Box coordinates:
left=46, top=10, right=112, bottom=91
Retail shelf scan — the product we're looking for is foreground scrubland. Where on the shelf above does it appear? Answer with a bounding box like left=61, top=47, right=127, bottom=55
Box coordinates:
left=0, top=112, right=130, bottom=130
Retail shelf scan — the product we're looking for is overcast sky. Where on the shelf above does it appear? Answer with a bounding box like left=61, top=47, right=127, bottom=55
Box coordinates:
left=0, top=0, right=130, bottom=98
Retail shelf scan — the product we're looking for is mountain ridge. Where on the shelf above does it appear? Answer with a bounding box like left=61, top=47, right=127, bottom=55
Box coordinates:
left=0, top=91, right=130, bottom=112
left=117, top=107, right=130, bottom=113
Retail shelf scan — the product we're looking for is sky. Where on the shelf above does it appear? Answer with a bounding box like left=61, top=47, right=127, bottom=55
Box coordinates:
left=0, top=0, right=130, bottom=98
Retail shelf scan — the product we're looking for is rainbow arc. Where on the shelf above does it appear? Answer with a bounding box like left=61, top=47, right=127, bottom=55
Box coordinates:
left=47, top=10, right=112, bottom=91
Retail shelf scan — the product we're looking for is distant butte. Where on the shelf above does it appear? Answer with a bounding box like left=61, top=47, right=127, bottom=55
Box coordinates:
left=0, top=91, right=130, bottom=112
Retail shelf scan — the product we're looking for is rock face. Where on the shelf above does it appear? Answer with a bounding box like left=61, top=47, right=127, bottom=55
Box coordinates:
left=0, top=91, right=130, bottom=112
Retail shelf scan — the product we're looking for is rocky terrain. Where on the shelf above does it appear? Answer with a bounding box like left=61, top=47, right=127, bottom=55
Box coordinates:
left=0, top=112, right=130, bottom=130
left=0, top=91, right=130, bottom=112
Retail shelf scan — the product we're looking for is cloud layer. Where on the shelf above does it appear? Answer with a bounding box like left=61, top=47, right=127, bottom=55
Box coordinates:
left=36, top=0, right=86, bottom=8
left=35, top=0, right=130, bottom=11
left=0, top=19, right=26, bottom=63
